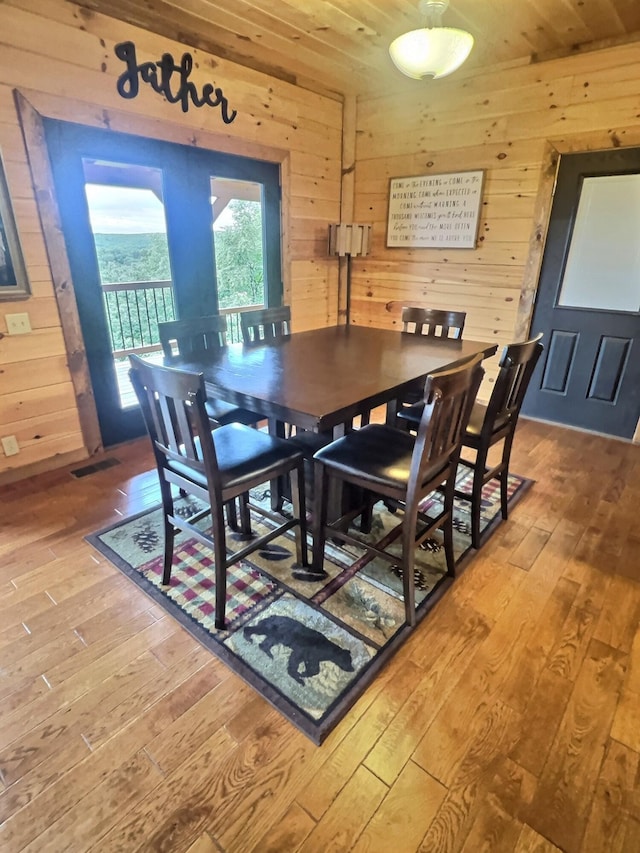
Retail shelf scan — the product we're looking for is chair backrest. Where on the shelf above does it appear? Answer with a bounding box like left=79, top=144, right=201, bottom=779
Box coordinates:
left=240, top=305, right=292, bottom=343
left=129, top=354, right=222, bottom=497
left=159, top=316, right=228, bottom=362
left=402, top=306, right=466, bottom=340
left=481, top=333, right=544, bottom=438
left=409, top=355, right=484, bottom=497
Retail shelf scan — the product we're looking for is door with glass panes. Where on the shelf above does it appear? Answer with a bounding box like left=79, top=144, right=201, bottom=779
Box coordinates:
left=44, top=120, right=282, bottom=447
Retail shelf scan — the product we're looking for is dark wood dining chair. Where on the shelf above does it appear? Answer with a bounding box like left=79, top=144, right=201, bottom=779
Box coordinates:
left=240, top=305, right=292, bottom=343
left=398, top=333, right=543, bottom=549
left=158, top=315, right=262, bottom=427
left=129, top=354, right=308, bottom=629
left=402, top=306, right=466, bottom=339
left=311, top=355, right=484, bottom=626
left=240, top=304, right=294, bottom=444
left=397, top=307, right=468, bottom=413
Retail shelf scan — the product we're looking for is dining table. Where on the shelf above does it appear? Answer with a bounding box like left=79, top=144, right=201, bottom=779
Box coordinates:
left=169, top=324, right=498, bottom=516
left=170, top=323, right=498, bottom=435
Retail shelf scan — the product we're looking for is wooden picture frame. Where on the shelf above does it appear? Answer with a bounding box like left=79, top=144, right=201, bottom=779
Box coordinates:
left=386, top=170, right=484, bottom=249
left=0, top=150, right=30, bottom=300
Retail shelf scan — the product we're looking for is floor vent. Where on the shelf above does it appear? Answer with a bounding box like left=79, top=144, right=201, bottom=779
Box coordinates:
left=70, top=457, right=121, bottom=478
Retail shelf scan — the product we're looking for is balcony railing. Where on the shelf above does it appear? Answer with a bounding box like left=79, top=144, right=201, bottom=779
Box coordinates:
left=103, top=279, right=262, bottom=354
left=102, top=279, right=263, bottom=406
left=103, top=279, right=175, bottom=358
left=219, top=303, right=264, bottom=344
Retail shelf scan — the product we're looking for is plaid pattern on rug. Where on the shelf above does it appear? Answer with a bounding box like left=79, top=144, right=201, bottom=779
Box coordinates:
left=87, top=466, right=532, bottom=743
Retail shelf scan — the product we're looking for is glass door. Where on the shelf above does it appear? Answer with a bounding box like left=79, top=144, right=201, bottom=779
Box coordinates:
left=44, top=120, right=282, bottom=447
left=211, top=177, right=266, bottom=341
left=83, top=161, right=174, bottom=409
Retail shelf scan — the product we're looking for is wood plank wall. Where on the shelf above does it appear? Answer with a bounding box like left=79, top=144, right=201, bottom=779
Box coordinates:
left=351, top=42, right=640, bottom=398
left=0, top=0, right=342, bottom=481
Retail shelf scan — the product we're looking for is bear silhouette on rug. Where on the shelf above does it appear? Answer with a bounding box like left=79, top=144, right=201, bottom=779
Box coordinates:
left=243, top=615, right=354, bottom=684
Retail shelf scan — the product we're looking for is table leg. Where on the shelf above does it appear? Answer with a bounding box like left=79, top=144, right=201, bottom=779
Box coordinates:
left=385, top=398, right=399, bottom=425
left=268, top=418, right=287, bottom=511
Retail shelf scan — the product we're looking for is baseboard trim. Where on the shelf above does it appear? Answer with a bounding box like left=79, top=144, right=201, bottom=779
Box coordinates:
left=520, top=414, right=639, bottom=445
left=0, top=448, right=90, bottom=486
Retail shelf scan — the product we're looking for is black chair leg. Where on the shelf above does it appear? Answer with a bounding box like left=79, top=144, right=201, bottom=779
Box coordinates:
left=500, top=437, right=515, bottom=520
left=443, top=513, right=456, bottom=578
left=500, top=466, right=510, bottom=520
left=212, top=504, right=228, bottom=630
left=161, top=480, right=175, bottom=585
left=471, top=447, right=489, bottom=550
left=441, top=476, right=457, bottom=577
left=401, top=514, right=417, bottom=626
left=162, top=522, right=175, bottom=586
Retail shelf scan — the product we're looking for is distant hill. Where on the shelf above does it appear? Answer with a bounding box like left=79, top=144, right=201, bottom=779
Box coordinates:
left=93, top=199, right=264, bottom=309
left=94, top=233, right=172, bottom=284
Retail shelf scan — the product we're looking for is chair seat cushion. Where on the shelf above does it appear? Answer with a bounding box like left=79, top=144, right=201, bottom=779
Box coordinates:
left=168, top=423, right=303, bottom=491
left=464, top=402, right=511, bottom=438
left=204, top=398, right=263, bottom=427
left=396, top=402, right=423, bottom=426
left=400, top=377, right=425, bottom=405
left=288, top=429, right=333, bottom=457
left=399, top=401, right=511, bottom=439
left=313, top=424, right=448, bottom=492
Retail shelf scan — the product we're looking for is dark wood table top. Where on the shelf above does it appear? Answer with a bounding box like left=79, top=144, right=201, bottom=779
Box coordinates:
left=173, top=325, right=498, bottom=432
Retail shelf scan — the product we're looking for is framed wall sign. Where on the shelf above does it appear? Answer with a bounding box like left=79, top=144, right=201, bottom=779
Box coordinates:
left=0, top=150, right=30, bottom=300
left=387, top=170, right=484, bottom=249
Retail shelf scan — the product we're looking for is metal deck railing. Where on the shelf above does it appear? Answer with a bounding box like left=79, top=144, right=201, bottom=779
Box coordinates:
left=102, top=279, right=262, bottom=407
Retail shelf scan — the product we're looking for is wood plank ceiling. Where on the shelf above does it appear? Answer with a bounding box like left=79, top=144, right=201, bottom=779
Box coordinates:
left=78, top=0, right=640, bottom=99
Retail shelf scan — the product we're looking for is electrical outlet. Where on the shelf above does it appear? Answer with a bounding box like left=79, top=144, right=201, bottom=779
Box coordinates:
left=1, top=435, right=20, bottom=456
left=6, top=313, right=31, bottom=335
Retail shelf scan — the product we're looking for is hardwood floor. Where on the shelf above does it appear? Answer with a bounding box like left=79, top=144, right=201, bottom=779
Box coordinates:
left=0, top=418, right=638, bottom=852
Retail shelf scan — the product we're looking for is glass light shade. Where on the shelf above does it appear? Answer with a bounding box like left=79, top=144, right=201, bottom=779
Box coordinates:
left=389, top=26, right=474, bottom=79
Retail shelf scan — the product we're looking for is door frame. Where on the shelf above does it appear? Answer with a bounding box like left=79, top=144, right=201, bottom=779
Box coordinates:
left=15, top=88, right=290, bottom=456
left=515, top=129, right=640, bottom=443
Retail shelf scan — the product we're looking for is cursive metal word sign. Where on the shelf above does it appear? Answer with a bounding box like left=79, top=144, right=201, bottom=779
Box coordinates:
left=114, top=41, right=238, bottom=123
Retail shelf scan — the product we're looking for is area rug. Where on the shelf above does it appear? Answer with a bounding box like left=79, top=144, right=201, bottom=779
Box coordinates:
left=87, top=466, right=531, bottom=744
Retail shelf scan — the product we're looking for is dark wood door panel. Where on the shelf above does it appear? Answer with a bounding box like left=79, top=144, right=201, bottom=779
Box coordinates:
left=588, top=336, right=632, bottom=403
left=540, top=330, right=578, bottom=394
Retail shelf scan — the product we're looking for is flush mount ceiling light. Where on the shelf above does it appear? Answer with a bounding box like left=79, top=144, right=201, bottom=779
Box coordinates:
left=389, top=0, right=474, bottom=80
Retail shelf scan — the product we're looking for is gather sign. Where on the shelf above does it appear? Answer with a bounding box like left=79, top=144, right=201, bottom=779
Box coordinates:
left=114, top=41, right=238, bottom=123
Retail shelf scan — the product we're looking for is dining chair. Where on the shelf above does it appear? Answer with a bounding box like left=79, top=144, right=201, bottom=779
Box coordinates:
left=241, top=304, right=295, bottom=446
left=158, top=315, right=262, bottom=427
left=129, top=354, right=308, bottom=630
left=397, top=306, right=468, bottom=413
left=398, top=333, right=543, bottom=549
left=402, top=306, right=466, bottom=339
left=240, top=305, right=292, bottom=343
left=311, top=354, right=484, bottom=626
